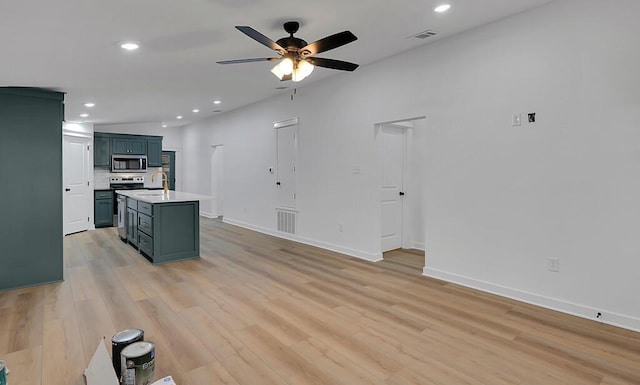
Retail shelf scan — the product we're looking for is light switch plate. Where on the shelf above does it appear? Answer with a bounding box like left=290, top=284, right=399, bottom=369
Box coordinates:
left=512, top=113, right=522, bottom=126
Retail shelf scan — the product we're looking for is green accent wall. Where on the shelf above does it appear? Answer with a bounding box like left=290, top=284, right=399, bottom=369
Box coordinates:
left=0, top=87, right=64, bottom=291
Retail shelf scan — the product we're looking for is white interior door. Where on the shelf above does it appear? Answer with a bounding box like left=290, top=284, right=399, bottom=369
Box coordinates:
left=63, top=135, right=90, bottom=235
left=276, top=122, right=298, bottom=210
left=379, top=125, right=405, bottom=252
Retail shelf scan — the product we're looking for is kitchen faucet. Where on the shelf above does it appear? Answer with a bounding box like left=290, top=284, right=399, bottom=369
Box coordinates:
left=151, top=170, right=169, bottom=195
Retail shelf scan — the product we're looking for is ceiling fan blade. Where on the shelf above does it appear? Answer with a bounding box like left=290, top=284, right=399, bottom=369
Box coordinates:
left=305, top=57, right=359, bottom=71
left=216, top=58, right=280, bottom=65
left=301, top=31, right=357, bottom=55
left=236, top=26, right=286, bottom=53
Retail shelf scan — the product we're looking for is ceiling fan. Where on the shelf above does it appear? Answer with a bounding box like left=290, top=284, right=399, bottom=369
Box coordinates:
left=217, top=21, right=359, bottom=82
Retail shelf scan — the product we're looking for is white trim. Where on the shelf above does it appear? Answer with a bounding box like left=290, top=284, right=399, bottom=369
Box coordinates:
left=411, top=242, right=425, bottom=251
left=200, top=211, right=217, bottom=219
left=273, top=117, right=299, bottom=129
left=223, top=217, right=382, bottom=262
left=422, top=267, right=640, bottom=332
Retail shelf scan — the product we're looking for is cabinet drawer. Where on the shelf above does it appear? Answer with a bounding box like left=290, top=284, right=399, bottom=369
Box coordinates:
left=138, top=213, right=153, bottom=235
left=94, top=190, right=112, bottom=199
left=138, top=201, right=153, bottom=216
left=127, top=198, right=138, bottom=210
left=138, top=231, right=153, bottom=256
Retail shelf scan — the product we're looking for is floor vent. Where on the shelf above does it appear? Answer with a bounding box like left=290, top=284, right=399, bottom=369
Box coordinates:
left=277, top=209, right=297, bottom=234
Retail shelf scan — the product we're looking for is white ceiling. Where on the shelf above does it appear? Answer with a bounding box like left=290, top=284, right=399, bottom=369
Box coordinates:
left=0, top=0, right=554, bottom=127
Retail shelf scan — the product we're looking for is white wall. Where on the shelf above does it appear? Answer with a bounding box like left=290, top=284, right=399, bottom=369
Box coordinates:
left=181, top=0, right=640, bottom=331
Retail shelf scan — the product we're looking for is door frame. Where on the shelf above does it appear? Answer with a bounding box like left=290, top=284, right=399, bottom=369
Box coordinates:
left=375, top=116, right=425, bottom=253
left=210, top=144, right=224, bottom=218
left=62, top=131, right=92, bottom=235
left=274, top=117, right=299, bottom=211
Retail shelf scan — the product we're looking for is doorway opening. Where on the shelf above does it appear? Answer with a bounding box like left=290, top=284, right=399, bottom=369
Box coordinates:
left=375, top=117, right=426, bottom=272
left=63, top=134, right=91, bottom=235
left=210, top=145, right=224, bottom=219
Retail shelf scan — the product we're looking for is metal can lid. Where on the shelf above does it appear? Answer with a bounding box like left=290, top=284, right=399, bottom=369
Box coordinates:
left=112, top=329, right=144, bottom=343
left=121, top=341, right=155, bottom=358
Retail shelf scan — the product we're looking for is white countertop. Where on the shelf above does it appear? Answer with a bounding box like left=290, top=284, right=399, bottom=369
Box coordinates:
left=115, top=189, right=213, bottom=204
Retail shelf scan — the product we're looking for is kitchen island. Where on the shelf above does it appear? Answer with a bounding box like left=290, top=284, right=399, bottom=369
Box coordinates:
left=115, top=190, right=211, bottom=264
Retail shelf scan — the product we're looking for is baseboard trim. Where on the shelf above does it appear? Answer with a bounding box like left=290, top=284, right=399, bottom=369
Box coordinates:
left=223, top=217, right=383, bottom=262
left=423, top=267, right=640, bottom=332
left=200, top=210, right=217, bottom=219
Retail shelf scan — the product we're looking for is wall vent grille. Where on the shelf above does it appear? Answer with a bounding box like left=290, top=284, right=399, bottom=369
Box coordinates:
left=277, top=209, right=296, bottom=234
left=411, top=30, right=438, bottom=39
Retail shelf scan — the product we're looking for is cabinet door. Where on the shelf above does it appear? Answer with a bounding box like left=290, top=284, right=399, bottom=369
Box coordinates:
left=128, top=138, right=146, bottom=155
left=94, top=198, right=113, bottom=227
left=147, top=138, right=162, bottom=167
left=127, top=208, right=138, bottom=246
left=94, top=134, right=111, bottom=168
left=112, top=138, right=130, bottom=154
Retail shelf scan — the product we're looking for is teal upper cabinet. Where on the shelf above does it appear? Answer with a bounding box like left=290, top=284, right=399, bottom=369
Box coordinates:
left=112, top=136, right=146, bottom=155
left=93, top=133, right=162, bottom=169
left=147, top=137, right=162, bottom=167
left=94, top=133, right=111, bottom=168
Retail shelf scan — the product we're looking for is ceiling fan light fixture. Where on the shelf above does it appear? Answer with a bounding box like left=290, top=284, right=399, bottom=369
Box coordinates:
left=292, top=60, right=314, bottom=82
left=271, top=57, right=294, bottom=80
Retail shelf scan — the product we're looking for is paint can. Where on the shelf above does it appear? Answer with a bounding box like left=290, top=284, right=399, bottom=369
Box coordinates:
left=112, top=329, right=144, bottom=379
left=120, top=341, right=155, bottom=385
left=0, top=360, right=7, bottom=385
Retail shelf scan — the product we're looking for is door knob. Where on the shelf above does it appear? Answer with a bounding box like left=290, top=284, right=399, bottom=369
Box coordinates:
left=276, top=182, right=281, bottom=186
left=65, top=188, right=71, bottom=192
left=399, top=191, right=405, bottom=196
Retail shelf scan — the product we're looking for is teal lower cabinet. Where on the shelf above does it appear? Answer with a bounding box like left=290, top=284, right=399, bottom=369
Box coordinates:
left=94, top=190, right=114, bottom=228
left=125, top=197, right=200, bottom=264
left=126, top=197, right=138, bottom=246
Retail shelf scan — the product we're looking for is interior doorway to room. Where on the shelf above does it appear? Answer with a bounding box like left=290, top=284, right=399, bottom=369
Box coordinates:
left=375, top=117, right=426, bottom=272
left=63, top=135, right=91, bottom=235
left=211, top=145, right=224, bottom=218
left=161, top=151, right=176, bottom=190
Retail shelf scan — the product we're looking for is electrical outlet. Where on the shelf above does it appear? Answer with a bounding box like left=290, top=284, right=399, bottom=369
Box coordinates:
left=547, top=257, right=560, bottom=272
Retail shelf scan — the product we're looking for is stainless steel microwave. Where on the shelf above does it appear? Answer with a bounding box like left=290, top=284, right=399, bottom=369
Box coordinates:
left=111, top=155, right=147, bottom=173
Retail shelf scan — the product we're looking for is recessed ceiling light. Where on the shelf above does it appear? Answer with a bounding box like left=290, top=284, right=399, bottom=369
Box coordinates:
left=79, top=113, right=89, bottom=118
left=162, top=124, right=167, bottom=128
left=176, top=116, right=183, bottom=119
left=192, top=109, right=200, bottom=113
left=434, top=4, right=451, bottom=13
left=84, top=102, right=95, bottom=108
left=120, top=42, right=140, bottom=51
left=213, top=100, right=221, bottom=105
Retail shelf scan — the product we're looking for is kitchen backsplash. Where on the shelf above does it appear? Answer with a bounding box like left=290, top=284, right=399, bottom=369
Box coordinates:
left=94, top=167, right=164, bottom=190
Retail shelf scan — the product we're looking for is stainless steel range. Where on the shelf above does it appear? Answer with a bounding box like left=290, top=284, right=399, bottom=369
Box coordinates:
left=110, top=176, right=144, bottom=240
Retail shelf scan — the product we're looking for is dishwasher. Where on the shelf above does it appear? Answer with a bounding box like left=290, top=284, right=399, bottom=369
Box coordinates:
left=110, top=176, right=144, bottom=241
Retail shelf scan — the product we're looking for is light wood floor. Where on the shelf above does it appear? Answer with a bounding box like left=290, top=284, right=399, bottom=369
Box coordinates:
left=1, top=218, right=638, bottom=385
left=382, top=249, right=425, bottom=274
